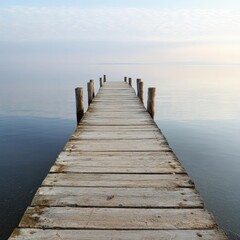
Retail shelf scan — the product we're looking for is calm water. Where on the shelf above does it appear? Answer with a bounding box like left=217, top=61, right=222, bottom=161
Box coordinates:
left=0, top=64, right=240, bottom=239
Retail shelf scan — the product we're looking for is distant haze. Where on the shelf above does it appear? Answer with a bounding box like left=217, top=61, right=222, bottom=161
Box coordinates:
left=0, top=1, right=240, bottom=65
left=1, top=0, right=240, bottom=119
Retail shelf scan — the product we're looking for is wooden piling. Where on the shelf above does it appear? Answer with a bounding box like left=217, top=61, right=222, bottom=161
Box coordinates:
left=128, top=78, right=132, bottom=87
left=136, top=79, right=141, bottom=97
left=75, top=87, right=84, bottom=125
left=100, top=77, right=103, bottom=87
left=87, top=82, right=93, bottom=106
left=147, top=88, right=156, bottom=119
left=103, top=75, right=106, bottom=82
left=124, top=76, right=127, bottom=82
left=90, top=80, right=95, bottom=98
left=139, top=81, right=144, bottom=104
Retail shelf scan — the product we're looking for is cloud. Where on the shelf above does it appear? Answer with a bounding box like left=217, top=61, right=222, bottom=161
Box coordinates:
left=0, top=7, right=240, bottom=42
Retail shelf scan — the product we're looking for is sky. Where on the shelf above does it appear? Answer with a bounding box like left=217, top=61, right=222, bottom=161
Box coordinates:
left=0, top=0, right=240, bottom=64
left=1, top=0, right=240, bottom=121
left=1, top=0, right=240, bottom=8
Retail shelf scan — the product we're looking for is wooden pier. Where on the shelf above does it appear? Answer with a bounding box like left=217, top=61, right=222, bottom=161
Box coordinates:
left=10, top=81, right=227, bottom=239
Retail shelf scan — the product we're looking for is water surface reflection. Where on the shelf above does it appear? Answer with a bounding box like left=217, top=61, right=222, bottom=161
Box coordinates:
left=0, top=64, right=240, bottom=239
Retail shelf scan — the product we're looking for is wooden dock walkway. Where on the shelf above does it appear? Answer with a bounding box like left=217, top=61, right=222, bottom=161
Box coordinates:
left=10, top=81, right=227, bottom=239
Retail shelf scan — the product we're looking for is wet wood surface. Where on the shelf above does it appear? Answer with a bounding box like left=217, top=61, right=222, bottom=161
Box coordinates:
left=9, top=81, right=227, bottom=239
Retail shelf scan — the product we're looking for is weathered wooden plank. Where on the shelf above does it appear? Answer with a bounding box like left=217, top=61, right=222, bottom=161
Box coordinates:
left=97, top=89, right=134, bottom=91
left=80, top=119, right=153, bottom=126
left=96, top=92, right=136, bottom=95
left=79, top=117, right=152, bottom=125
left=95, top=93, right=136, bottom=96
left=50, top=156, right=184, bottom=173
left=90, top=100, right=145, bottom=105
left=64, top=139, right=169, bottom=152
left=103, top=83, right=130, bottom=85
left=77, top=125, right=159, bottom=131
left=50, top=160, right=184, bottom=173
left=57, top=151, right=177, bottom=162
left=32, top=187, right=202, bottom=208
left=92, top=97, right=140, bottom=101
left=84, top=112, right=152, bottom=119
left=9, top=229, right=228, bottom=240
left=99, top=86, right=133, bottom=88
left=90, top=104, right=145, bottom=109
left=93, top=97, right=140, bottom=100
left=93, top=96, right=140, bottom=99
left=53, top=151, right=183, bottom=172
left=96, top=87, right=133, bottom=90
left=85, top=113, right=148, bottom=117
left=19, top=207, right=216, bottom=229
left=71, top=130, right=164, bottom=140
left=99, top=86, right=133, bottom=89
left=88, top=107, right=147, bottom=112
left=99, top=87, right=133, bottom=89
left=99, top=85, right=133, bottom=88
left=99, top=85, right=133, bottom=87
left=97, top=91, right=135, bottom=93
left=100, top=84, right=132, bottom=87
left=93, top=100, right=139, bottom=103
left=94, top=96, right=138, bottom=99
left=42, top=173, right=193, bottom=188
left=90, top=104, right=143, bottom=107
left=96, top=88, right=134, bottom=90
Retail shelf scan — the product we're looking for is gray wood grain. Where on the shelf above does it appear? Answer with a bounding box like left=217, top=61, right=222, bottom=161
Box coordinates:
left=9, top=229, right=228, bottom=240
left=32, top=187, right=202, bottom=208
left=43, top=173, right=193, bottom=188
left=19, top=207, right=216, bottom=229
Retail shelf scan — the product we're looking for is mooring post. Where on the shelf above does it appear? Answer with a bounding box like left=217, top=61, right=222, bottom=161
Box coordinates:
left=139, top=81, right=144, bottom=104
left=136, top=78, right=141, bottom=97
left=147, top=87, right=156, bottom=119
left=103, top=75, right=106, bottom=82
left=100, top=77, right=103, bottom=87
left=87, top=82, right=93, bottom=106
left=128, top=78, right=132, bottom=86
left=124, top=76, right=127, bottom=82
left=75, top=87, right=84, bottom=125
left=90, top=80, right=95, bottom=98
